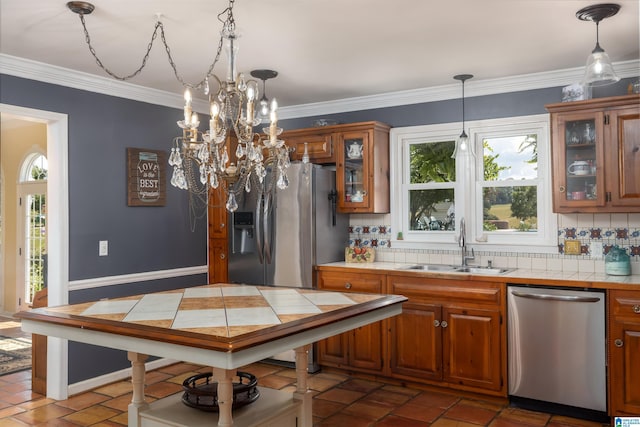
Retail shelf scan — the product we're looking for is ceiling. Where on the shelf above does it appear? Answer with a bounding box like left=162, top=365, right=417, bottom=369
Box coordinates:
left=1, top=0, right=639, bottom=109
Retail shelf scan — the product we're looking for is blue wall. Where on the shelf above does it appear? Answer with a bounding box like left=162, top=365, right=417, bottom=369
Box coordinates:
left=1, top=74, right=208, bottom=382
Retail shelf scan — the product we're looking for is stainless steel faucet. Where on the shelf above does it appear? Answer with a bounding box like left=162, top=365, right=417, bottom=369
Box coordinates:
left=459, top=217, right=475, bottom=266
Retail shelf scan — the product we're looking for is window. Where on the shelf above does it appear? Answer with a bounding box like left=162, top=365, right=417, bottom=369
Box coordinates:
left=408, top=140, right=456, bottom=232
left=391, top=114, right=556, bottom=252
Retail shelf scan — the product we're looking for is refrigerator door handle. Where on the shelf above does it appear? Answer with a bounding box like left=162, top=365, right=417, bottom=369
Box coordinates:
left=230, top=211, right=237, bottom=254
left=255, top=193, right=265, bottom=264
left=263, top=191, right=272, bottom=264
left=328, top=189, right=337, bottom=226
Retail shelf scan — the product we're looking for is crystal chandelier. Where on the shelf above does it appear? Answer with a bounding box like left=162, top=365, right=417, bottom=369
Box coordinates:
left=66, top=0, right=291, bottom=215
left=168, top=30, right=290, bottom=213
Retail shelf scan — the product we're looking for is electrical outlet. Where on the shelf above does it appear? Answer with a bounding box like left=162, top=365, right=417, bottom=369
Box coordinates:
left=564, top=239, right=581, bottom=255
left=99, top=240, right=108, bottom=256
left=591, top=242, right=604, bottom=260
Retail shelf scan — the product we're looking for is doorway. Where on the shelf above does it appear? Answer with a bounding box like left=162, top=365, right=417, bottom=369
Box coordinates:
left=0, top=103, right=69, bottom=399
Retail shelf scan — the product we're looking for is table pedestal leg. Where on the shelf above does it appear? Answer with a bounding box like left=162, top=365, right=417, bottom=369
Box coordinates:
left=293, top=345, right=312, bottom=427
left=127, top=352, right=149, bottom=427
left=213, top=367, right=234, bottom=426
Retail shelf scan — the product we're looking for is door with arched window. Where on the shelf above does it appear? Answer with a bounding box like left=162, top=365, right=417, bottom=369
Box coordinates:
left=17, top=153, right=47, bottom=310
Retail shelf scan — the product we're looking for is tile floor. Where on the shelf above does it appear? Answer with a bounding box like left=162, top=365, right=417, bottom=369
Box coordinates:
left=0, top=317, right=609, bottom=427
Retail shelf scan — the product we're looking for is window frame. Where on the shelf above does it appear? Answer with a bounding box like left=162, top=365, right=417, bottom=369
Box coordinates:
left=391, top=114, right=557, bottom=253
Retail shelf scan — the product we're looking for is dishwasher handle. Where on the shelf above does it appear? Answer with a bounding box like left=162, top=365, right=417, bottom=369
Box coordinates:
left=511, top=290, right=601, bottom=303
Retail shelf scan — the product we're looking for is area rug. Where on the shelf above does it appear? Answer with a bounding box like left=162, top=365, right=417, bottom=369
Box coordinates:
left=0, top=335, right=32, bottom=375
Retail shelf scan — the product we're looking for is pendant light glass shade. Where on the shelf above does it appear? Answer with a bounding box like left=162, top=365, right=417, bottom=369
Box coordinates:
left=577, top=4, right=621, bottom=87
left=451, top=130, right=471, bottom=158
left=583, top=42, right=620, bottom=86
left=451, top=74, right=474, bottom=158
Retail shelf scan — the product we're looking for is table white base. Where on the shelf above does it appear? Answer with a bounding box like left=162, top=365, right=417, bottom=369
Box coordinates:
left=139, top=388, right=304, bottom=427
left=128, top=346, right=312, bottom=427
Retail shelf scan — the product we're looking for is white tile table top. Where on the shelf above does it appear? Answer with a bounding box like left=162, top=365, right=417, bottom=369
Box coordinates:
left=38, top=283, right=387, bottom=339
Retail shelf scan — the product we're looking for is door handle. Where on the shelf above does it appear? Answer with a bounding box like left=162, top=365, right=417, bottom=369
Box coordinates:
left=512, top=291, right=600, bottom=303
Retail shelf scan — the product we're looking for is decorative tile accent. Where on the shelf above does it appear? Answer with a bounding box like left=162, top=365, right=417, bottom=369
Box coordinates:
left=559, top=227, right=639, bottom=258
left=349, top=224, right=392, bottom=248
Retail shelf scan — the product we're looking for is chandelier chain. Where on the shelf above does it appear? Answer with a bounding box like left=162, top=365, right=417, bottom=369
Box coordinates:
left=76, top=0, right=236, bottom=90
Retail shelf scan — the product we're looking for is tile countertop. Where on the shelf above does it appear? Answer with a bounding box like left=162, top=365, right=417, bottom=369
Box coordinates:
left=316, top=262, right=640, bottom=291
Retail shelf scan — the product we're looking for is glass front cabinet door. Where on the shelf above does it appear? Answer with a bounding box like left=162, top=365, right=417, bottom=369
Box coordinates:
left=337, top=131, right=371, bottom=212
left=551, top=110, right=606, bottom=211
left=547, top=94, right=640, bottom=213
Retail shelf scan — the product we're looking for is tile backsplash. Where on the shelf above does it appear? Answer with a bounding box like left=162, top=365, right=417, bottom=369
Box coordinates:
left=348, top=213, right=640, bottom=275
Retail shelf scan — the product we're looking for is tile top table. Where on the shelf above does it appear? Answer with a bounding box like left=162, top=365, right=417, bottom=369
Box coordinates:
left=17, top=283, right=406, bottom=427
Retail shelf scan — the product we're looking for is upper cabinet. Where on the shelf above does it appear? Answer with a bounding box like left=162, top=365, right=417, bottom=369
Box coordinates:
left=283, top=121, right=390, bottom=213
left=547, top=94, right=640, bottom=213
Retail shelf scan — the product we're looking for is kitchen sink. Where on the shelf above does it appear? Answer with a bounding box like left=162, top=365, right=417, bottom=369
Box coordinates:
left=453, top=266, right=513, bottom=275
left=398, top=264, right=458, bottom=272
left=398, top=264, right=512, bottom=275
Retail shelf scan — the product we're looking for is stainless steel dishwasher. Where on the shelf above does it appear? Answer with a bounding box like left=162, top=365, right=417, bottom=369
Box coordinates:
left=507, top=285, right=606, bottom=419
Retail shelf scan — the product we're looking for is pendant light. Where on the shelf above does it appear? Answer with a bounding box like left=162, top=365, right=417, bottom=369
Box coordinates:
left=577, top=3, right=621, bottom=87
left=250, top=69, right=278, bottom=120
left=451, top=74, right=474, bottom=158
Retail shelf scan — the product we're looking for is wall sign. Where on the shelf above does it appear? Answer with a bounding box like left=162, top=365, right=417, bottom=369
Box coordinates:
left=127, top=148, right=166, bottom=206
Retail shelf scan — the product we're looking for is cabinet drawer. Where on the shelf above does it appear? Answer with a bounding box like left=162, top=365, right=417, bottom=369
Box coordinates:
left=610, top=290, right=640, bottom=317
left=388, top=275, right=502, bottom=306
left=317, top=271, right=383, bottom=293
left=287, top=133, right=334, bottom=163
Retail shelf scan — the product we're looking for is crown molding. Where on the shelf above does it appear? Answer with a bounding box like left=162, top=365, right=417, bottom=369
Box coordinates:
left=2, top=53, right=638, bottom=120
left=282, top=60, right=640, bottom=119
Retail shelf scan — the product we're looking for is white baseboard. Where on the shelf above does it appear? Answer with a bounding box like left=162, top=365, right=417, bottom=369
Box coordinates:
left=67, top=358, right=179, bottom=396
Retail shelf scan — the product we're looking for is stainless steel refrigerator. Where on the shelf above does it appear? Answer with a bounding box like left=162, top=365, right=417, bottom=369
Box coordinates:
left=227, top=162, right=349, bottom=370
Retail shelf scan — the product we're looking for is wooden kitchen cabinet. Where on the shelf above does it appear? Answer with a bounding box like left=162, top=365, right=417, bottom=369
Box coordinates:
left=387, top=274, right=506, bottom=396
left=316, top=270, right=386, bottom=373
left=608, top=289, right=640, bottom=415
left=281, top=121, right=390, bottom=213
left=389, top=301, right=441, bottom=381
left=336, top=122, right=390, bottom=213
left=283, top=128, right=336, bottom=164
left=547, top=94, right=640, bottom=213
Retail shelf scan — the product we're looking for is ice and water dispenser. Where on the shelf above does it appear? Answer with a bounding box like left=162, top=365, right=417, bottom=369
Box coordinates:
left=231, top=211, right=256, bottom=255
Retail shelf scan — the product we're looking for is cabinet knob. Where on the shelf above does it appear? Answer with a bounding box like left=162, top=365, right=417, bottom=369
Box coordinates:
left=441, top=321, right=448, bottom=328
left=433, top=320, right=440, bottom=327
left=220, top=223, right=225, bottom=228
left=220, top=253, right=226, bottom=260
left=344, top=282, right=352, bottom=289
left=614, top=339, right=624, bottom=348
left=633, top=305, right=640, bottom=314
left=559, top=186, right=565, bottom=193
